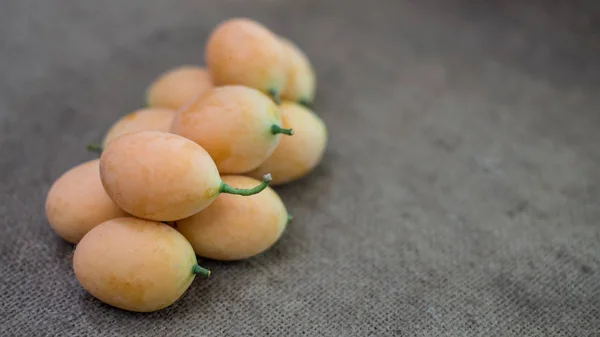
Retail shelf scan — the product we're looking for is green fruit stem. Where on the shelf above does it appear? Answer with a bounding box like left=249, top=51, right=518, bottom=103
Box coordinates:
left=271, top=124, right=294, bottom=136
left=287, top=214, right=294, bottom=224
left=192, top=264, right=211, bottom=277
left=87, top=143, right=103, bottom=154
left=298, top=98, right=312, bottom=108
left=219, top=174, right=272, bottom=196
left=268, top=89, right=281, bottom=105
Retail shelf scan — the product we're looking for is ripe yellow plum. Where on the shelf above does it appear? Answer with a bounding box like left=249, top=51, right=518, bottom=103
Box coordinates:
left=279, top=37, right=316, bottom=106
left=176, top=175, right=288, bottom=261
left=99, top=130, right=272, bottom=221
left=205, top=18, right=288, bottom=103
left=170, top=85, right=293, bottom=174
left=101, top=107, right=175, bottom=148
left=73, top=217, right=211, bottom=312
left=146, top=66, right=213, bottom=110
left=45, top=159, right=128, bottom=244
left=247, top=102, right=327, bottom=185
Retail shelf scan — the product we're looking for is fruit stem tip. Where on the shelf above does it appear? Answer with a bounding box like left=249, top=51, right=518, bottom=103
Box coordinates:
left=86, top=143, right=103, bottom=154
left=298, top=98, right=312, bottom=108
left=192, top=264, right=211, bottom=277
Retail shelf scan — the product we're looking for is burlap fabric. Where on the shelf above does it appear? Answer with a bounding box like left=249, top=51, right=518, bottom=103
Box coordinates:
left=1, top=1, right=599, bottom=336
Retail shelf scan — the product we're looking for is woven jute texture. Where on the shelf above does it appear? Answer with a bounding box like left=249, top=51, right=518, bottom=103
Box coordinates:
left=1, top=1, right=599, bottom=336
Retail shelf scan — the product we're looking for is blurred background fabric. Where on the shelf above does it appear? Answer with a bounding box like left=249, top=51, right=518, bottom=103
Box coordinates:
left=1, top=0, right=599, bottom=336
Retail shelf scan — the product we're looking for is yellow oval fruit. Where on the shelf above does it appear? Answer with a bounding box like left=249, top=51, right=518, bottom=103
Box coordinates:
left=73, top=217, right=211, bottom=312
left=247, top=102, right=327, bottom=185
left=102, top=107, right=175, bottom=148
left=100, top=130, right=272, bottom=221
left=279, top=37, right=316, bottom=106
left=45, top=159, right=128, bottom=244
left=176, top=175, right=288, bottom=261
left=205, top=18, right=288, bottom=102
left=146, top=66, right=214, bottom=110
left=170, top=85, right=294, bottom=174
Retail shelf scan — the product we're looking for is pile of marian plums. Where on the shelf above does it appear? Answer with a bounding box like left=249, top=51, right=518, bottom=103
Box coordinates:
left=44, top=18, right=327, bottom=313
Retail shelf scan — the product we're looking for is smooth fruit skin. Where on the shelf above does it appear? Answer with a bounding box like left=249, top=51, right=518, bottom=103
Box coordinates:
left=279, top=37, right=316, bottom=105
left=205, top=18, right=288, bottom=97
left=102, top=108, right=175, bottom=148
left=146, top=66, right=214, bottom=110
left=176, top=175, right=288, bottom=261
left=73, top=217, right=199, bottom=312
left=99, top=130, right=222, bottom=221
left=247, top=102, right=327, bottom=185
left=45, top=159, right=128, bottom=244
left=170, top=85, right=283, bottom=174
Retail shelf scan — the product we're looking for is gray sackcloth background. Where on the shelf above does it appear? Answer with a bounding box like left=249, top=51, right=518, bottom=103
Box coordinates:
left=1, top=0, right=600, bottom=336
